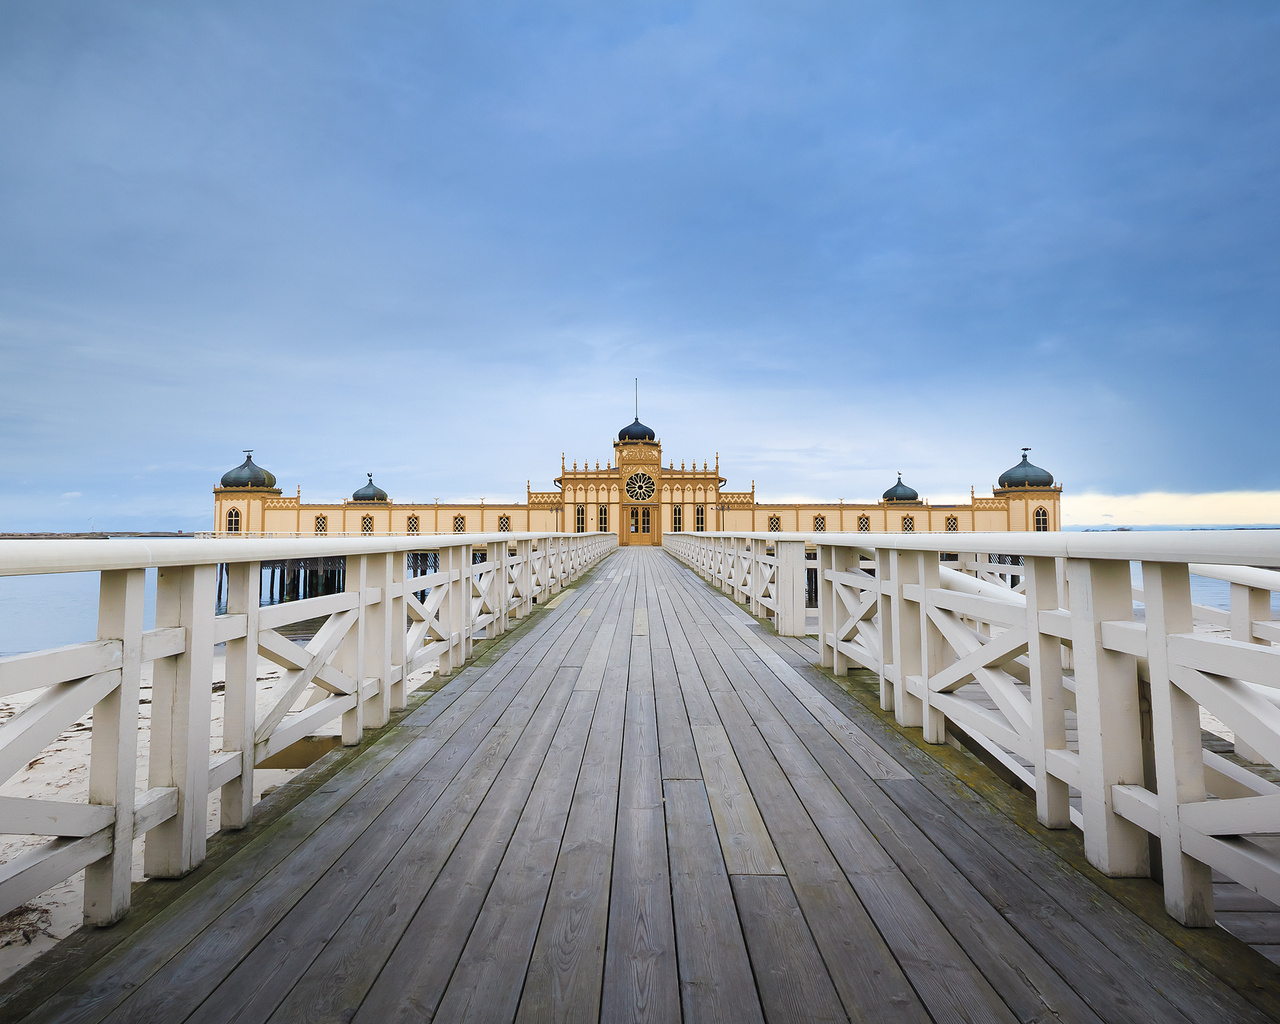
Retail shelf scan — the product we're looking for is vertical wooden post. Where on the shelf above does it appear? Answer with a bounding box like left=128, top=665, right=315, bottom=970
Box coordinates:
left=1025, top=556, right=1070, bottom=828
left=390, top=551, right=408, bottom=711
left=890, top=549, right=923, bottom=727
left=220, top=560, right=260, bottom=831
left=338, top=554, right=366, bottom=745
left=1230, top=582, right=1271, bottom=763
left=1144, top=561, right=1213, bottom=925
left=918, top=551, right=947, bottom=744
left=363, top=552, right=392, bottom=729
left=145, top=563, right=216, bottom=878
left=818, top=544, right=835, bottom=670
left=876, top=548, right=895, bottom=712
left=515, top=538, right=533, bottom=619
left=84, top=568, right=145, bottom=925
left=774, top=540, right=808, bottom=637
left=490, top=540, right=508, bottom=635
left=1068, top=557, right=1149, bottom=876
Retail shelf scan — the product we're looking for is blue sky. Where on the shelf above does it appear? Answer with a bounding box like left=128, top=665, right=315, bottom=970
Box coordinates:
left=1, top=2, right=1278, bottom=531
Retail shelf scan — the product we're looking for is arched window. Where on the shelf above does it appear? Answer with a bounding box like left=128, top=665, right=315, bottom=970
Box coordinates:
left=499, top=515, right=511, bottom=532
left=454, top=515, right=466, bottom=533
left=945, top=516, right=958, bottom=532
left=768, top=516, right=781, bottom=532
left=813, top=515, right=826, bottom=532
left=314, top=515, right=327, bottom=534
left=642, top=507, right=651, bottom=534
left=575, top=504, right=586, bottom=533
left=407, top=514, right=419, bottom=535
left=226, top=508, right=241, bottom=533
left=1034, top=506, right=1049, bottom=531
left=630, top=507, right=639, bottom=534
left=361, top=515, right=374, bottom=534
left=695, top=505, right=705, bottom=532
left=598, top=505, right=607, bottom=530
left=857, top=515, right=870, bottom=532
left=672, top=505, right=682, bottom=532
left=902, top=516, right=914, bottom=533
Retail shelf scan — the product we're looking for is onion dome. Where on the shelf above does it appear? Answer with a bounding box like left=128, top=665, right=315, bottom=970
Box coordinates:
left=882, top=473, right=919, bottom=502
left=352, top=473, right=389, bottom=502
left=220, top=451, right=276, bottom=488
left=998, top=449, right=1054, bottom=488
left=618, top=417, right=656, bottom=441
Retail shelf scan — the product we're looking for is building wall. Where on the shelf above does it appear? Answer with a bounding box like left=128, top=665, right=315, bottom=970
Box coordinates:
left=214, top=442, right=1062, bottom=538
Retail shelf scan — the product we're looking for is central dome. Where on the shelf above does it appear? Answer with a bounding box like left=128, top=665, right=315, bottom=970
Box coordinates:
left=618, top=417, right=656, bottom=442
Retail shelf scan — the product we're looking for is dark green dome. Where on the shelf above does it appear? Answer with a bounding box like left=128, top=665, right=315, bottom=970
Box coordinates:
left=220, top=452, right=276, bottom=489
left=618, top=418, right=656, bottom=441
left=998, top=450, right=1054, bottom=488
left=352, top=473, right=389, bottom=502
left=882, top=474, right=919, bottom=502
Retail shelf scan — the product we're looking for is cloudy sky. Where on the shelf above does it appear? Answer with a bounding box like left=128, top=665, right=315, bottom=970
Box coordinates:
left=2, top=2, right=1278, bottom=532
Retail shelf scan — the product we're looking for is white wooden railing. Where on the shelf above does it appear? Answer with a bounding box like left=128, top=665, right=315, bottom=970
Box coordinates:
left=666, top=529, right=1280, bottom=928
left=0, top=531, right=613, bottom=927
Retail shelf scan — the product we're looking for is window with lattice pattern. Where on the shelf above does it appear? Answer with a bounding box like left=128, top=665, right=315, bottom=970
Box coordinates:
left=361, top=515, right=374, bottom=534
left=857, top=515, right=870, bottom=532
left=499, top=515, right=511, bottom=532
left=813, top=515, right=825, bottom=532
left=407, top=515, right=419, bottom=534
left=946, top=516, right=958, bottom=532
left=768, top=516, right=781, bottom=532
left=315, top=515, right=326, bottom=534
left=902, top=516, right=914, bottom=533
left=454, top=515, right=466, bottom=533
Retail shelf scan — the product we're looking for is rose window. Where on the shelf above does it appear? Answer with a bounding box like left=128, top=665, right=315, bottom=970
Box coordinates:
left=625, top=472, right=656, bottom=501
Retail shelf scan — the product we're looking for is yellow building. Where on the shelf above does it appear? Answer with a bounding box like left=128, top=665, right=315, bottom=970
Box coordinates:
left=213, top=422, right=1061, bottom=540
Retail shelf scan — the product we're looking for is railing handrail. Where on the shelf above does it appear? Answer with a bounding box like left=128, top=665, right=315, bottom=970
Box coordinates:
left=0, top=531, right=614, bottom=577
left=676, top=529, right=1280, bottom=566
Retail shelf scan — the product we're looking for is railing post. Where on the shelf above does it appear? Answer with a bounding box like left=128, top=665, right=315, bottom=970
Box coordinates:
left=889, top=549, right=924, bottom=728
left=775, top=540, right=807, bottom=637
left=220, top=560, right=260, bottom=832
left=145, top=563, right=216, bottom=878
left=1144, top=561, right=1213, bottom=925
left=1068, top=557, right=1149, bottom=877
left=490, top=540, right=509, bottom=635
left=515, top=538, right=533, bottom=618
left=84, top=567, right=145, bottom=925
left=338, top=554, right=367, bottom=744
left=1025, top=555, right=1070, bottom=828
left=390, top=551, right=408, bottom=710
left=876, top=548, right=894, bottom=712
left=919, top=551, right=947, bottom=744
left=1230, top=582, right=1271, bottom=763
left=363, top=552, right=393, bottom=729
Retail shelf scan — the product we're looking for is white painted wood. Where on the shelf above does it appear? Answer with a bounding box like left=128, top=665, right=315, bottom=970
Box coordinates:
left=0, top=796, right=115, bottom=837
left=221, top=561, right=258, bottom=831
left=1143, top=561, right=1213, bottom=925
left=0, top=641, right=121, bottom=699
left=84, top=568, right=145, bottom=925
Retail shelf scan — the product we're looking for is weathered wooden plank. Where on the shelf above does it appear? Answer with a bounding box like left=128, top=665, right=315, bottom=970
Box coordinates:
left=664, top=778, right=765, bottom=1024
left=19, top=728, right=418, bottom=1024
left=653, top=582, right=783, bottom=876
left=188, top=640, right=590, bottom=1024
left=653, top=560, right=929, bottom=1023
left=601, top=685, right=680, bottom=1023
left=730, top=874, right=847, bottom=1024
left=424, top=689, right=600, bottom=1022
left=517, top=574, right=634, bottom=1022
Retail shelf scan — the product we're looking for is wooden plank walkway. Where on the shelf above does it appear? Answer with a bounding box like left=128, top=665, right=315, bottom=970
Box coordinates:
left=6, top=548, right=1280, bottom=1023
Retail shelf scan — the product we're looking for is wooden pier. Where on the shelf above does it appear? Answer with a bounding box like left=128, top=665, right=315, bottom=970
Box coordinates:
left=5, top=548, right=1278, bottom=1023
